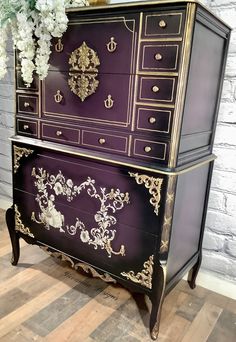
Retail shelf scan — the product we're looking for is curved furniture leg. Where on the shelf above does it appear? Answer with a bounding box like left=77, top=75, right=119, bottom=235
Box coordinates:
left=149, top=262, right=166, bottom=340
left=187, top=253, right=202, bottom=289
left=6, top=206, right=20, bottom=266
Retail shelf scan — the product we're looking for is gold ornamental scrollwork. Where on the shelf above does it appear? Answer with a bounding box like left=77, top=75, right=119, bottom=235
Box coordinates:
left=13, top=146, right=34, bottom=174
left=15, top=204, right=35, bottom=238
left=129, top=172, right=163, bottom=216
left=121, top=255, right=154, bottom=289
left=68, top=41, right=100, bottom=102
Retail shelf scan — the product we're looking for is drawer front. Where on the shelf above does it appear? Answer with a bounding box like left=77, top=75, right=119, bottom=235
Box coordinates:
left=133, top=138, right=168, bottom=162
left=139, top=43, right=180, bottom=72
left=138, top=76, right=177, bottom=104
left=142, top=11, right=185, bottom=38
left=42, top=122, right=80, bottom=145
left=136, top=106, right=172, bottom=136
left=43, top=72, right=132, bottom=128
left=82, top=130, right=128, bottom=154
left=16, top=70, right=39, bottom=91
left=17, top=94, right=39, bottom=115
left=16, top=118, right=38, bottom=137
left=49, top=15, right=137, bottom=74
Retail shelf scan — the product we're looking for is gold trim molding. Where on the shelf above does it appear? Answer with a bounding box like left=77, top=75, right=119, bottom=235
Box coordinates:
left=40, top=246, right=116, bottom=283
left=13, top=145, right=34, bottom=173
left=129, top=172, right=163, bottom=215
left=121, top=255, right=154, bottom=289
left=15, top=204, right=35, bottom=238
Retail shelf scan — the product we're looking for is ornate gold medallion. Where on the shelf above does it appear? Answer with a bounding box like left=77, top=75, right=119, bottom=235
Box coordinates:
left=68, top=41, right=100, bottom=102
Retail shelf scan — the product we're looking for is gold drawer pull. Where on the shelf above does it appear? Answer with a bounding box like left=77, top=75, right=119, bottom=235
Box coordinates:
left=54, top=90, right=63, bottom=103
left=149, top=117, right=156, bottom=124
left=159, top=20, right=167, bottom=28
left=106, top=37, right=117, bottom=53
left=23, top=124, right=29, bottom=130
left=55, top=38, right=64, bottom=53
left=98, top=138, right=106, bottom=145
left=152, top=86, right=160, bottom=93
left=104, top=95, right=114, bottom=109
left=154, top=53, right=162, bottom=61
left=144, top=146, right=152, bottom=153
left=24, top=102, right=30, bottom=108
left=56, top=130, right=62, bottom=136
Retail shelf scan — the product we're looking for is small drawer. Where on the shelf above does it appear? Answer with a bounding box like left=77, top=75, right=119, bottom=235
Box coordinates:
left=16, top=119, right=38, bottom=137
left=82, top=130, right=128, bottom=154
left=139, top=43, right=180, bottom=72
left=42, top=123, right=80, bottom=144
left=142, top=11, right=185, bottom=38
left=16, top=70, right=39, bottom=91
left=133, top=138, right=167, bottom=161
left=136, top=106, right=172, bottom=135
left=17, top=94, right=38, bottom=115
left=138, top=76, right=176, bottom=104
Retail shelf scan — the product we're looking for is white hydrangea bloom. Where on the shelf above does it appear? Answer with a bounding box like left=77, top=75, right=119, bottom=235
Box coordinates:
left=0, top=27, right=9, bottom=79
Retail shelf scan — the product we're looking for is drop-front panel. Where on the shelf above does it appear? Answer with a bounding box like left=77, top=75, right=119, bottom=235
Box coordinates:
left=8, top=1, right=230, bottom=340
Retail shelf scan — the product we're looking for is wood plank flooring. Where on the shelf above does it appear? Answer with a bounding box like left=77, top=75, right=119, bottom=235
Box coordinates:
left=1, top=209, right=236, bottom=341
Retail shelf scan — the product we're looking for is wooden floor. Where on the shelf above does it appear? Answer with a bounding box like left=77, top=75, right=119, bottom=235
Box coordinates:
left=1, top=208, right=236, bottom=342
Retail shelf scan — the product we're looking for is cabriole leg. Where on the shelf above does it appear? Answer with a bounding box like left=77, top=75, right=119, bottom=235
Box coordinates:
left=187, top=253, right=202, bottom=289
left=6, top=206, right=20, bottom=266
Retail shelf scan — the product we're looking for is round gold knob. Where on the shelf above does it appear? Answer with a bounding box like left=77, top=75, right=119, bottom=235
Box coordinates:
left=149, top=117, right=156, bottom=124
left=154, top=53, right=162, bottom=61
left=159, top=20, right=167, bottom=28
left=24, top=102, right=30, bottom=108
left=23, top=124, right=29, bottom=130
left=144, top=146, right=152, bottom=153
left=152, top=86, right=160, bottom=93
left=98, top=138, right=106, bottom=145
left=56, top=130, right=62, bottom=136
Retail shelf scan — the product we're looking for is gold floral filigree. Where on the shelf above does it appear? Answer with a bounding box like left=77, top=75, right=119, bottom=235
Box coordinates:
left=121, top=255, right=154, bottom=289
left=129, top=172, right=163, bottom=216
left=31, top=167, right=130, bottom=258
left=68, top=41, right=100, bottom=102
left=13, top=146, right=34, bottom=174
left=15, top=204, right=35, bottom=238
left=40, top=246, right=116, bottom=283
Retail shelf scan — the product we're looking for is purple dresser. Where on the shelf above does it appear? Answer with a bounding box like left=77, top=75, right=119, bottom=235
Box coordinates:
left=7, top=1, right=230, bottom=339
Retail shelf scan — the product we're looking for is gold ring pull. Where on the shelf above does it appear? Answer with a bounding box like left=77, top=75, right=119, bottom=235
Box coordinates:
left=149, top=117, right=156, bottom=124
left=55, top=38, right=64, bottom=53
left=106, top=37, right=117, bottom=53
left=154, top=53, right=162, bottom=61
left=144, top=146, right=152, bottom=153
left=23, top=124, right=29, bottom=130
left=159, top=20, right=167, bottom=28
left=24, top=102, right=30, bottom=108
left=104, top=95, right=114, bottom=109
left=56, top=130, right=62, bottom=136
left=152, top=86, right=160, bottom=93
left=98, top=138, right=106, bottom=145
left=54, top=90, right=63, bottom=103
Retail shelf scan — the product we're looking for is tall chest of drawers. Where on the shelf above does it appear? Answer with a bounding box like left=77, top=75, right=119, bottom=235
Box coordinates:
left=6, top=0, right=230, bottom=339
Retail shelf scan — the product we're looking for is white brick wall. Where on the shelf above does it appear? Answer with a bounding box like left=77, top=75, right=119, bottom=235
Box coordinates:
left=0, top=1, right=235, bottom=283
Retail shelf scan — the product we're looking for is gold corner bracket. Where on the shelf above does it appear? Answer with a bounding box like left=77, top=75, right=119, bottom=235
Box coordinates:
left=15, top=204, right=35, bottom=238
left=13, top=145, right=34, bottom=174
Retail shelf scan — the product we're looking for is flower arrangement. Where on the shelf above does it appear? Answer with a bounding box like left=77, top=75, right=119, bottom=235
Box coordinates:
left=0, top=0, right=88, bottom=86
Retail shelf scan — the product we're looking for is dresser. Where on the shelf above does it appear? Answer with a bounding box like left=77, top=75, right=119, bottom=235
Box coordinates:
left=6, top=0, right=230, bottom=339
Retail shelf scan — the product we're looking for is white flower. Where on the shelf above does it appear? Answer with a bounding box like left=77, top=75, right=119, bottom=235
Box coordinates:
left=53, top=182, right=63, bottom=195
left=80, top=230, right=90, bottom=243
left=66, top=179, right=73, bottom=188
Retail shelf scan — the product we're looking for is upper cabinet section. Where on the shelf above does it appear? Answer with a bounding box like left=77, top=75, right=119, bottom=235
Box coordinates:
left=48, top=14, right=138, bottom=75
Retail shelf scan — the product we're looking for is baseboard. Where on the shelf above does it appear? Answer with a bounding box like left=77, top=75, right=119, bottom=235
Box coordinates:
left=0, top=199, right=12, bottom=210
left=183, top=270, right=236, bottom=300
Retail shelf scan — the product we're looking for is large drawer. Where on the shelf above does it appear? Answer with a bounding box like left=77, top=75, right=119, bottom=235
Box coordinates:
left=43, top=71, right=133, bottom=128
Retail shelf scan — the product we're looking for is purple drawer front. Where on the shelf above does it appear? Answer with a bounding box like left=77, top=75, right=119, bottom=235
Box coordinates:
left=49, top=15, right=137, bottom=74
left=136, top=106, right=172, bottom=136
left=17, top=94, right=38, bottom=115
left=16, top=70, right=39, bottom=91
left=43, top=71, right=132, bottom=128
left=82, top=130, right=128, bottom=154
left=139, top=43, right=180, bottom=72
left=16, top=118, right=38, bottom=138
left=142, top=11, right=185, bottom=38
left=138, top=76, right=177, bottom=104
left=42, top=122, right=80, bottom=145
left=132, top=138, right=168, bottom=162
